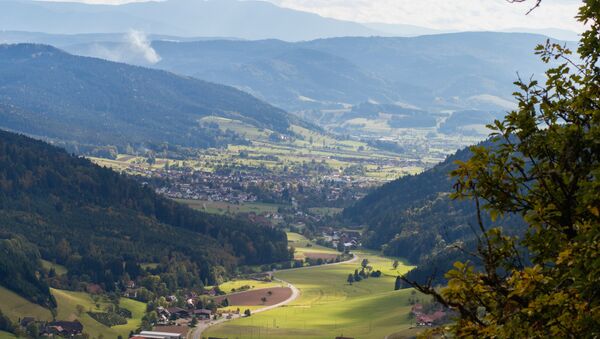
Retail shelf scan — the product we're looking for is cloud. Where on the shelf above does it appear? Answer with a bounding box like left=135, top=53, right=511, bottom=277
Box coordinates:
left=266, top=0, right=583, bottom=32
left=88, top=30, right=161, bottom=64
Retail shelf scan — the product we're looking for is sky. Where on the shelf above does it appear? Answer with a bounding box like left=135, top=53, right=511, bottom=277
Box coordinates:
left=42, top=0, right=585, bottom=33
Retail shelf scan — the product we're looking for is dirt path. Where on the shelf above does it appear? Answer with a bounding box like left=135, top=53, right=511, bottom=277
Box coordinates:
left=189, top=252, right=358, bottom=339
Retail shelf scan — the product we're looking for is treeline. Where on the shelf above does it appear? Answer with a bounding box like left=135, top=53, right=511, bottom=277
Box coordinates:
left=0, top=130, right=289, bottom=304
left=0, top=234, right=56, bottom=308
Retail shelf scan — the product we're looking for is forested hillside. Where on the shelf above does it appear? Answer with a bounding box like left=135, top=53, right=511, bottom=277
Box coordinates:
left=0, top=130, right=289, bottom=304
left=342, top=142, right=524, bottom=282
left=0, top=44, right=309, bottom=155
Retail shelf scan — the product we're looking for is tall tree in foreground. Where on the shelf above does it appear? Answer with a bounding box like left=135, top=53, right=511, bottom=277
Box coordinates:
left=404, top=0, right=600, bottom=337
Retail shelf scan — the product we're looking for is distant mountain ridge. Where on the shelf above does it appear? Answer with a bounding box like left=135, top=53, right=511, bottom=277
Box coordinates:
left=0, top=0, right=379, bottom=41
left=0, top=43, right=310, bottom=153
left=142, top=32, right=557, bottom=126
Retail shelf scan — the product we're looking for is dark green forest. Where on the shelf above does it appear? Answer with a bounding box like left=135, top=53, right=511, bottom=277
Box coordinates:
left=0, top=129, right=289, bottom=305
left=342, top=142, right=524, bottom=282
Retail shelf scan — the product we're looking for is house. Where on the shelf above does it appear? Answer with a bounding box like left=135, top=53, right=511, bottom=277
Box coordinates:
left=152, top=326, right=189, bottom=336
left=86, top=284, right=103, bottom=295
left=193, top=309, right=212, bottom=320
left=137, top=331, right=182, bottom=339
left=20, top=317, right=35, bottom=327
left=124, top=288, right=139, bottom=298
left=45, top=320, right=84, bottom=336
left=166, top=307, right=189, bottom=319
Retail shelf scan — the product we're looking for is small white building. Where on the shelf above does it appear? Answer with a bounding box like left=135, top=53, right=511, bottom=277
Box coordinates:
left=138, top=331, right=183, bottom=339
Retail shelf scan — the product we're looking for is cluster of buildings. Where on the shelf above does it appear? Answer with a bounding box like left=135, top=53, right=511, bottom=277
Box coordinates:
left=410, top=304, right=449, bottom=327
left=19, top=318, right=83, bottom=337
left=320, top=228, right=362, bottom=250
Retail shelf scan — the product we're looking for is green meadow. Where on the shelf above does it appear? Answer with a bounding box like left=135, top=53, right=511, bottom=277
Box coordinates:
left=205, top=251, right=418, bottom=339
left=0, top=286, right=145, bottom=339
left=178, top=199, right=283, bottom=216
left=287, top=232, right=340, bottom=260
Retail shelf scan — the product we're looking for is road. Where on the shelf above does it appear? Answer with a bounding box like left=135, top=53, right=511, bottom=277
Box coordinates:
left=189, top=252, right=358, bottom=339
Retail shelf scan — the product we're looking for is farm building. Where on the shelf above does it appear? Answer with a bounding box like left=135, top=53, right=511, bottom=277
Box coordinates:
left=137, top=330, right=183, bottom=339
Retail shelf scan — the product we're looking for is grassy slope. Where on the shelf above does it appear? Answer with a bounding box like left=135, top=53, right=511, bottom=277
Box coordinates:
left=0, top=331, right=16, bottom=339
left=0, top=286, right=145, bottom=339
left=287, top=232, right=340, bottom=259
left=205, top=251, right=417, bottom=338
left=0, top=286, right=53, bottom=322
left=218, top=280, right=284, bottom=294
left=40, top=259, right=68, bottom=276
left=52, top=289, right=146, bottom=339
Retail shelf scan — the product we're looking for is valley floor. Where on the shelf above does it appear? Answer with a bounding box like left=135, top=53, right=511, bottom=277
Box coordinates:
left=204, top=251, right=417, bottom=339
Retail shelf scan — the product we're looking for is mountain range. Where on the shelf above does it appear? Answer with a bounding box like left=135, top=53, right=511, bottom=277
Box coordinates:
left=18, top=31, right=558, bottom=137
left=0, top=0, right=580, bottom=41
left=0, top=0, right=378, bottom=41
left=0, top=43, right=310, bottom=154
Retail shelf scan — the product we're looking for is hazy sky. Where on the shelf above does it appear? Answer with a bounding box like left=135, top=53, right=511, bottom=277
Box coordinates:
left=44, top=0, right=584, bottom=32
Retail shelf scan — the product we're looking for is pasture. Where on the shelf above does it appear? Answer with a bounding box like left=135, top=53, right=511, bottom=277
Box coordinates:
left=287, top=232, right=340, bottom=260
left=204, top=251, right=418, bottom=338
left=218, top=279, right=284, bottom=294
left=177, top=199, right=283, bottom=216
left=52, top=289, right=146, bottom=339
left=0, top=286, right=146, bottom=339
left=214, top=287, right=293, bottom=307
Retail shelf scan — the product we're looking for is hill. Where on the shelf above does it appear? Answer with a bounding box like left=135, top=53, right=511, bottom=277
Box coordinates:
left=342, top=142, right=524, bottom=283
left=140, top=33, right=550, bottom=115
left=0, top=43, right=309, bottom=154
left=0, top=0, right=378, bottom=41
left=0, top=129, right=289, bottom=304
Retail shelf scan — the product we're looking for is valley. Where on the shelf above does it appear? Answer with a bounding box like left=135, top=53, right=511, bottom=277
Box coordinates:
left=0, top=0, right=595, bottom=337
left=204, top=248, right=419, bottom=339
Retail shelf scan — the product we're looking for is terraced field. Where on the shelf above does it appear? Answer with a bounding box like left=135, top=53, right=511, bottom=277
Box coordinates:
left=204, top=251, right=418, bottom=339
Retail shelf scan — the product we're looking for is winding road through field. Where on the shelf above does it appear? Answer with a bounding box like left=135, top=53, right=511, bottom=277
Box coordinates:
left=189, top=253, right=358, bottom=339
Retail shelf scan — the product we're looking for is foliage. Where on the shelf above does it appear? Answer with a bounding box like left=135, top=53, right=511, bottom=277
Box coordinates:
left=0, top=130, right=289, bottom=300
left=87, top=312, right=127, bottom=327
left=0, top=310, right=15, bottom=335
left=343, top=142, right=524, bottom=283
left=406, top=1, right=600, bottom=336
left=0, top=234, right=55, bottom=308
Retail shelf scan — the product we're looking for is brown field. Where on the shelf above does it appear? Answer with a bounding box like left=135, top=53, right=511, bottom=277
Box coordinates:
left=302, top=252, right=340, bottom=261
left=214, top=287, right=292, bottom=306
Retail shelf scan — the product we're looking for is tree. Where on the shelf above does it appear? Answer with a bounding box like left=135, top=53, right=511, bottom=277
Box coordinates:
left=347, top=273, right=354, bottom=285
left=26, top=322, right=39, bottom=339
left=392, top=260, right=399, bottom=270
left=75, top=304, right=85, bottom=316
left=244, top=309, right=251, bottom=317
left=403, top=1, right=600, bottom=337
left=361, top=258, right=369, bottom=269
left=394, top=276, right=402, bottom=291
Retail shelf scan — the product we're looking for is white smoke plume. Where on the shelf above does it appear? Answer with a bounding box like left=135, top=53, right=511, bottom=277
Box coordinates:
left=125, top=30, right=161, bottom=64
left=86, top=29, right=161, bottom=65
